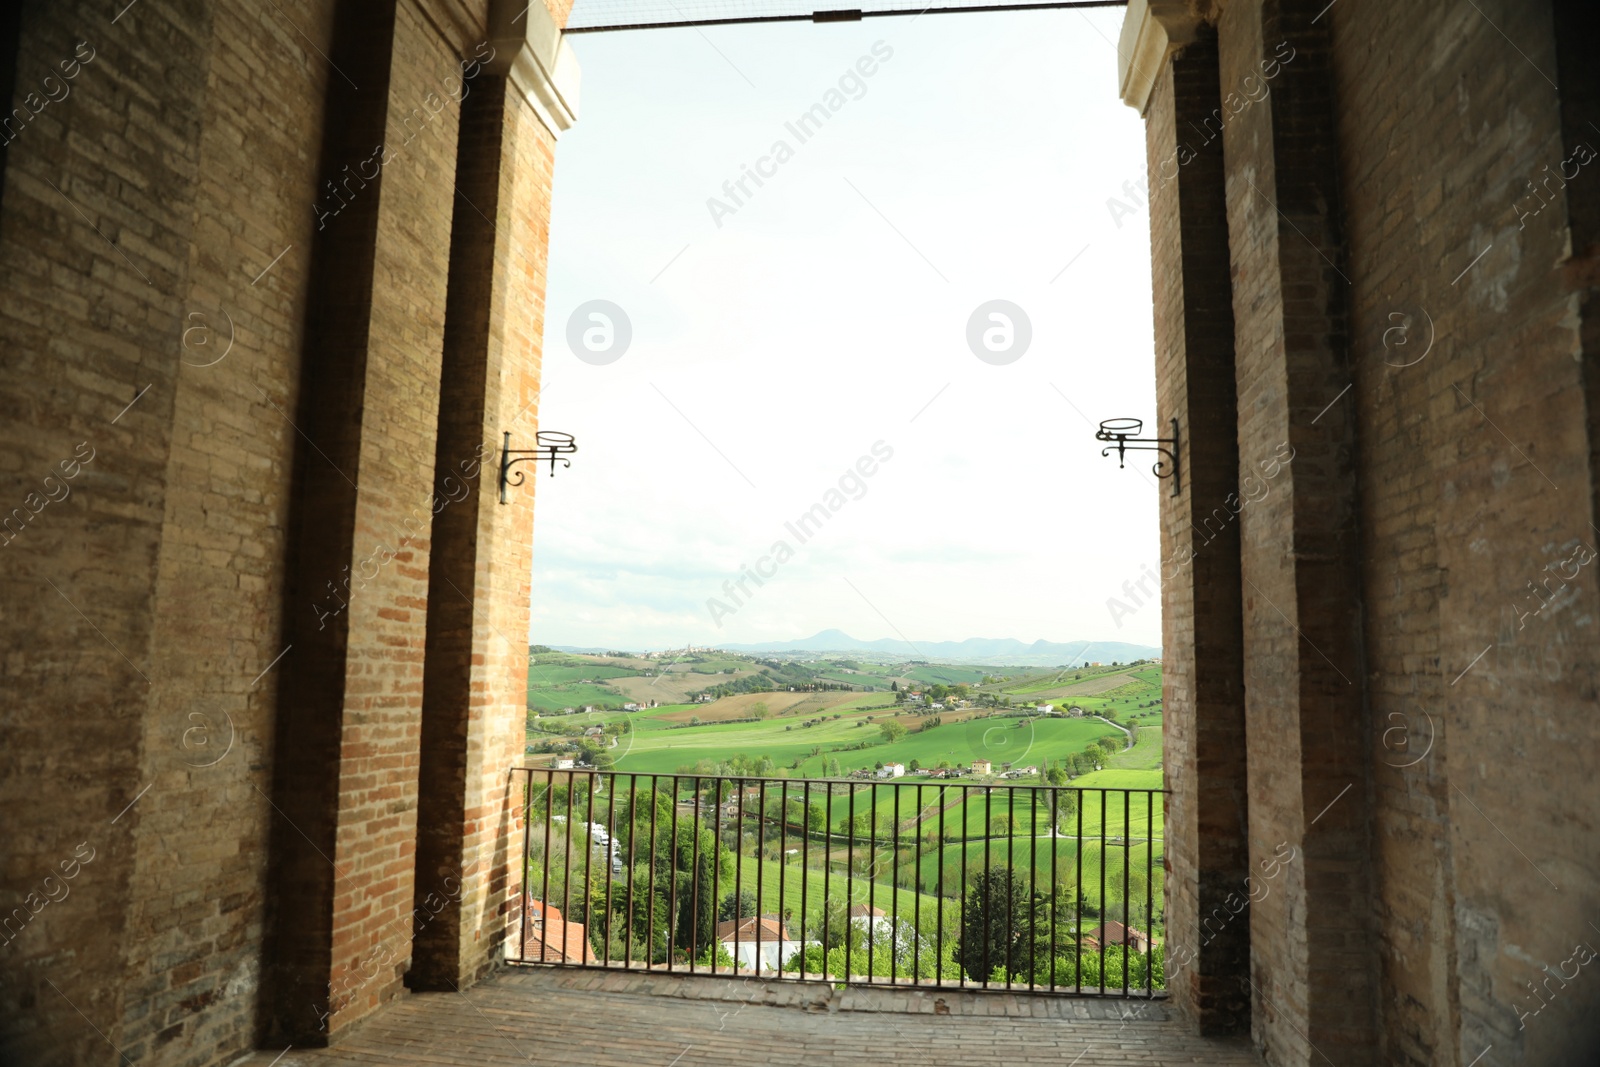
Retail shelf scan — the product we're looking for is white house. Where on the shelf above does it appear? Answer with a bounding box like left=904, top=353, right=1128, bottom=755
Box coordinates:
left=622, top=702, right=640, bottom=711
left=878, top=763, right=905, bottom=779
left=716, top=916, right=812, bottom=972
left=552, top=757, right=576, bottom=770
left=1035, top=704, right=1054, bottom=715
left=846, top=904, right=892, bottom=937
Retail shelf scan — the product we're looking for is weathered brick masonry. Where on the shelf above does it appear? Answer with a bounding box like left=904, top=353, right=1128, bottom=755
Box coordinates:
left=0, top=0, right=568, bottom=1064
left=1144, top=22, right=1252, bottom=1038
left=1123, top=0, right=1600, bottom=1063
left=4, top=0, right=1599, bottom=1065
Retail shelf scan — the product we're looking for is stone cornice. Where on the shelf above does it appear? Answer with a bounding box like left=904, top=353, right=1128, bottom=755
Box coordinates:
left=487, top=0, right=580, bottom=136
left=1117, top=0, right=1202, bottom=114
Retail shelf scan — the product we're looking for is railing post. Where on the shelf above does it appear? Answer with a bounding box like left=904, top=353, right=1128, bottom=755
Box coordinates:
left=733, top=777, right=743, bottom=974
left=800, top=780, right=811, bottom=981
left=756, top=779, right=767, bottom=975
left=584, top=772, right=598, bottom=963
left=667, top=775, right=680, bottom=970
left=603, top=776, right=617, bottom=968
left=646, top=775, right=659, bottom=967
left=689, top=776, right=701, bottom=973
left=823, top=784, right=833, bottom=980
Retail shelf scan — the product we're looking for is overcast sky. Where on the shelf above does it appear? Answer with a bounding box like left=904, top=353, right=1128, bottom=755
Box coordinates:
left=528, top=6, right=1161, bottom=652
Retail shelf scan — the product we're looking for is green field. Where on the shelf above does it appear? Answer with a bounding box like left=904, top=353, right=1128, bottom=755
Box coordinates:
left=528, top=683, right=632, bottom=713
left=528, top=663, right=640, bottom=686
left=904, top=664, right=989, bottom=686
left=605, top=709, right=1129, bottom=777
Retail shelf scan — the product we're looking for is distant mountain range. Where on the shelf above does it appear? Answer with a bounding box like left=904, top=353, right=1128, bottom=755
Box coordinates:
left=722, top=630, right=1159, bottom=666
left=552, top=630, right=1160, bottom=667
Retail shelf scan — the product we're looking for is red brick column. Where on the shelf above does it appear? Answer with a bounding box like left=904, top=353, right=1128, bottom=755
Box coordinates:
left=1141, top=23, right=1253, bottom=1037
left=261, top=0, right=475, bottom=1043
left=1216, top=1, right=1376, bottom=1063
left=410, top=48, right=561, bottom=989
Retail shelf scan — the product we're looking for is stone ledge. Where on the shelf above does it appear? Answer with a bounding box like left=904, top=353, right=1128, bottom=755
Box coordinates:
left=1117, top=0, right=1202, bottom=114
left=486, top=0, right=580, bottom=136
left=496, top=964, right=1173, bottom=1021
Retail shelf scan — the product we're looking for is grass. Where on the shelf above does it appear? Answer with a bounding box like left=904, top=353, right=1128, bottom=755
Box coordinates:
left=1106, top=721, right=1162, bottom=772
left=610, top=708, right=1127, bottom=778
left=528, top=663, right=641, bottom=686
left=528, top=683, right=631, bottom=713
left=904, top=665, right=988, bottom=686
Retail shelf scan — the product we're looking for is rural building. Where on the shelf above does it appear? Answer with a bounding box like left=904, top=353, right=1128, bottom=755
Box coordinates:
left=846, top=905, right=892, bottom=937
left=1084, top=922, right=1156, bottom=955
left=521, top=899, right=598, bottom=965
left=878, top=763, right=905, bottom=778
left=3, top=1, right=1598, bottom=1065
left=714, top=916, right=809, bottom=973
left=970, top=759, right=992, bottom=775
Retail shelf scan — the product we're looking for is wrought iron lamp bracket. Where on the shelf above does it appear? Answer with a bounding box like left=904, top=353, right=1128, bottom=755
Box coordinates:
left=499, top=430, right=577, bottom=503
left=1095, top=417, right=1181, bottom=497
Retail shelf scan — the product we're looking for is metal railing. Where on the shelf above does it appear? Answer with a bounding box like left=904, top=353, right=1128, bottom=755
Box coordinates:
left=508, top=769, right=1166, bottom=997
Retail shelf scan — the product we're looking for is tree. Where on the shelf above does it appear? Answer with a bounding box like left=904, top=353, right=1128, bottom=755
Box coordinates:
left=719, top=888, right=758, bottom=921
left=1096, top=734, right=1120, bottom=753
left=752, top=702, right=770, bottom=720
left=1050, top=786, right=1078, bottom=828
left=675, top=850, right=717, bottom=957
left=879, top=721, right=907, bottom=744
left=908, top=759, right=921, bottom=772
left=839, top=811, right=872, bottom=841
left=954, top=866, right=1029, bottom=980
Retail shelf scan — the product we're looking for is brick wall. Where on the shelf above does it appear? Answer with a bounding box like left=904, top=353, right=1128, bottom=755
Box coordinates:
left=1, top=3, right=232, bottom=1065
left=410, top=55, right=557, bottom=990
left=1327, top=0, right=1600, bottom=1063
left=1217, top=1, right=1377, bottom=1062
left=1134, top=0, right=1600, bottom=1064
left=0, top=0, right=563, bottom=1062
left=127, top=0, right=335, bottom=1060
left=1144, top=23, right=1252, bottom=1037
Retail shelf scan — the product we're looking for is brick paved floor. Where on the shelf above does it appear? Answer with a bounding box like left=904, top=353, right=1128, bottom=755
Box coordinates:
left=243, top=967, right=1263, bottom=1066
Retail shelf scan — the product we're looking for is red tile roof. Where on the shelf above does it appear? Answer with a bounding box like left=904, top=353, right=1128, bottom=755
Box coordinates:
left=715, top=916, right=790, bottom=942
left=522, top=897, right=598, bottom=964
left=1084, top=921, right=1155, bottom=948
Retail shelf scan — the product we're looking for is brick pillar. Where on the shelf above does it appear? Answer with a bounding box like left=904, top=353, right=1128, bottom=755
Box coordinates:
left=1555, top=0, right=1600, bottom=532
left=1138, top=23, right=1253, bottom=1037
left=1215, top=1, right=1376, bottom=1063
left=261, top=0, right=470, bottom=1044
left=409, top=0, right=571, bottom=992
